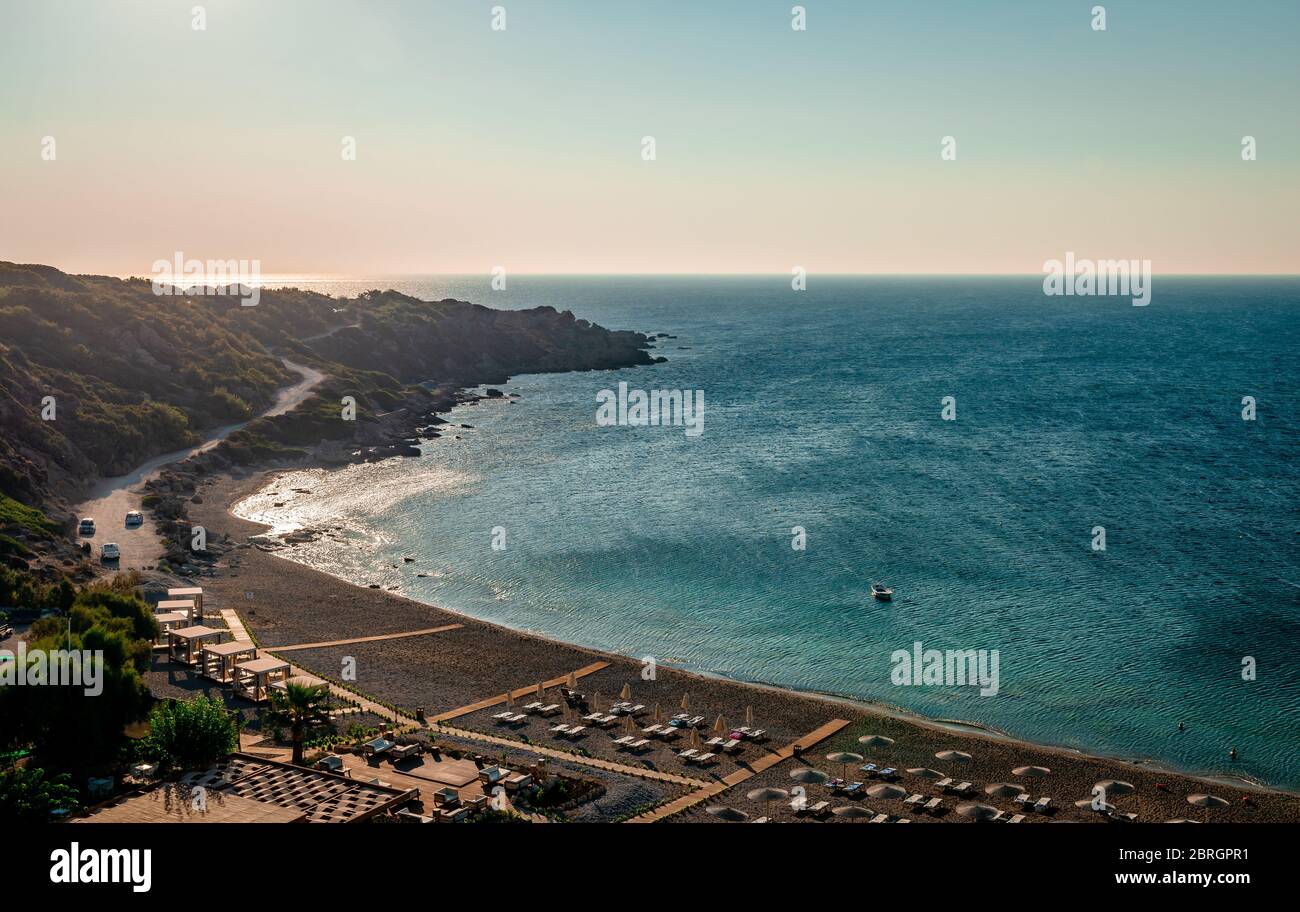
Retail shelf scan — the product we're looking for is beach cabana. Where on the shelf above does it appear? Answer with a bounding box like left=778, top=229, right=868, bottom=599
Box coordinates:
left=152, top=611, right=189, bottom=648
left=201, top=640, right=257, bottom=683
left=168, top=625, right=226, bottom=666
left=167, top=587, right=204, bottom=619
left=157, top=599, right=197, bottom=623
left=233, top=658, right=291, bottom=702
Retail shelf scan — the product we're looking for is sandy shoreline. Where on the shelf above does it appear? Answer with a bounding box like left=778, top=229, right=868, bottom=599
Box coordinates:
left=168, top=465, right=1300, bottom=823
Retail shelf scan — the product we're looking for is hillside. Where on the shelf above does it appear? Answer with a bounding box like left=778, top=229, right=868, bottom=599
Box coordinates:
left=0, top=262, right=655, bottom=537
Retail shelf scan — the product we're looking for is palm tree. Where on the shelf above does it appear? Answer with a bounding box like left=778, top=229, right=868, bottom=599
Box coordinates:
left=266, top=682, right=333, bottom=766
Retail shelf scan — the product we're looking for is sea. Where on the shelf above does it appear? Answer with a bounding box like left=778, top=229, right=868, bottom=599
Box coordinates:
left=232, top=275, right=1300, bottom=790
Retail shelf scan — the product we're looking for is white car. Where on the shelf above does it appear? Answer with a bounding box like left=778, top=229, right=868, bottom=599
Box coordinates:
left=100, top=542, right=120, bottom=561
left=125, top=511, right=144, bottom=526
left=78, top=517, right=96, bottom=535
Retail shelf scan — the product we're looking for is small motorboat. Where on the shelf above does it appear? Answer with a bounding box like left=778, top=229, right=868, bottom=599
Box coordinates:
left=871, top=583, right=893, bottom=602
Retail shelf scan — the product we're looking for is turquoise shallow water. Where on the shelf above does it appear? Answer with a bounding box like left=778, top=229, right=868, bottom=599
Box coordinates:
left=244, top=276, right=1300, bottom=789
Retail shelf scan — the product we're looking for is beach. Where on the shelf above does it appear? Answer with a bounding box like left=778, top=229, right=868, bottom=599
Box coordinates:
left=170, top=469, right=1300, bottom=823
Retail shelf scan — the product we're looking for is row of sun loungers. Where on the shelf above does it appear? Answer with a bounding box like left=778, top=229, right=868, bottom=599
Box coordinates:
left=1012, top=793, right=1055, bottom=814
left=549, top=723, right=588, bottom=739
left=675, top=749, right=718, bottom=766
left=522, top=701, right=561, bottom=716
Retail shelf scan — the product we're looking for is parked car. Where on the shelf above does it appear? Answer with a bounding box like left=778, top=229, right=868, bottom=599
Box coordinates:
left=100, top=542, right=120, bottom=561
left=125, top=511, right=144, bottom=526
left=78, top=517, right=96, bottom=535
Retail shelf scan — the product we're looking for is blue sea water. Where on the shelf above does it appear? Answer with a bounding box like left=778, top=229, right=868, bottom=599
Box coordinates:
left=245, top=276, right=1300, bottom=789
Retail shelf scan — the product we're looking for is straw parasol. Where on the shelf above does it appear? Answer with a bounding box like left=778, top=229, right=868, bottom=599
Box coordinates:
left=689, top=729, right=701, bottom=749
left=908, top=767, right=944, bottom=780
left=826, top=751, right=864, bottom=778
left=745, top=705, right=754, bottom=726
left=1094, top=779, right=1136, bottom=797
left=706, top=805, right=749, bottom=822
left=620, top=683, right=631, bottom=701
left=789, top=768, right=830, bottom=785
left=536, top=681, right=545, bottom=699
left=985, top=783, right=1022, bottom=798
left=747, top=787, right=789, bottom=818
left=713, top=715, right=727, bottom=735
left=832, top=805, right=874, bottom=822
left=1075, top=798, right=1116, bottom=814
left=859, top=735, right=895, bottom=748
left=935, top=749, right=972, bottom=763
left=504, top=690, right=514, bottom=707
left=866, top=784, right=908, bottom=800
left=623, top=715, right=638, bottom=736
left=1186, top=793, right=1228, bottom=822
left=652, top=703, right=663, bottom=723
left=957, top=803, right=1001, bottom=821
left=592, top=692, right=602, bottom=712
left=680, top=693, right=690, bottom=710
left=1012, top=765, right=1051, bottom=779
left=566, top=671, right=577, bottom=689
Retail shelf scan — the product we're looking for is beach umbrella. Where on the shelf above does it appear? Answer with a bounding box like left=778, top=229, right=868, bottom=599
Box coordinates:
left=566, top=671, right=577, bottom=689
left=706, top=806, right=749, bottom=822
left=1075, top=798, right=1116, bottom=814
left=623, top=715, right=638, bottom=735
left=592, top=692, right=602, bottom=712
left=957, top=803, right=1001, bottom=821
left=745, top=705, right=754, bottom=726
left=832, top=805, right=874, bottom=822
left=536, top=682, right=545, bottom=699
left=935, top=749, right=972, bottom=763
left=1094, top=779, right=1136, bottom=797
left=908, top=767, right=944, bottom=780
left=713, top=715, right=727, bottom=734
left=985, top=783, right=1022, bottom=798
left=652, top=703, right=663, bottom=723
left=680, top=693, right=690, bottom=711
left=689, top=729, right=701, bottom=748
left=620, top=683, right=631, bottom=701
left=859, top=735, right=895, bottom=748
left=504, top=690, right=514, bottom=707
left=866, top=784, right=908, bottom=800
left=789, top=768, right=830, bottom=785
left=1187, top=793, right=1228, bottom=822
left=1013, top=765, right=1051, bottom=779
left=747, top=787, right=789, bottom=819
left=826, top=751, right=864, bottom=778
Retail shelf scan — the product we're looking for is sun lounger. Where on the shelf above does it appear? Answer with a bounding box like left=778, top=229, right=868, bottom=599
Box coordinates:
left=869, top=813, right=889, bottom=823
left=988, top=810, right=1005, bottom=822
left=752, top=817, right=769, bottom=824
left=677, top=749, right=699, bottom=760
left=505, top=773, right=533, bottom=791
left=613, top=735, right=635, bottom=746
left=706, top=737, right=726, bottom=748
left=1014, top=793, right=1031, bottom=806
left=904, top=794, right=925, bottom=806
left=628, top=738, right=651, bottom=750
left=810, top=800, right=832, bottom=819
left=922, top=798, right=943, bottom=814
left=952, top=781, right=973, bottom=795
left=1007, top=814, right=1025, bottom=824
left=582, top=712, right=604, bottom=722
left=439, top=806, right=470, bottom=822
left=860, top=763, right=879, bottom=777
left=896, top=818, right=911, bottom=824
left=692, top=752, right=717, bottom=766
left=879, top=768, right=898, bottom=780
left=523, top=701, right=544, bottom=712
left=935, top=777, right=954, bottom=790
left=550, top=723, right=571, bottom=734
left=538, top=704, right=561, bottom=716
left=565, top=725, right=587, bottom=738
left=656, top=727, right=680, bottom=740
left=840, top=781, right=864, bottom=796
left=1033, top=797, right=1052, bottom=813
left=721, top=739, right=742, bottom=752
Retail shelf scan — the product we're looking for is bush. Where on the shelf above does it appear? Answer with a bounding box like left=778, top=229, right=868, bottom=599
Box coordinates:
left=143, top=696, right=239, bottom=773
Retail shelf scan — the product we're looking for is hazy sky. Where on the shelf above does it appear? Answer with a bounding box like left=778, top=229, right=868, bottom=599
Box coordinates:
left=1, top=0, right=1297, bottom=275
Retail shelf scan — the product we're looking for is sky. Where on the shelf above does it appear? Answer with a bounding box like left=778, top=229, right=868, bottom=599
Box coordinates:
left=1, top=0, right=1297, bottom=276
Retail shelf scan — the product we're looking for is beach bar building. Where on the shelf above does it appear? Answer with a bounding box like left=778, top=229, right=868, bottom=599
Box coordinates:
left=201, top=640, right=258, bottom=683
left=157, top=599, right=196, bottom=623
left=168, top=625, right=226, bottom=666
left=233, top=658, right=291, bottom=702
left=167, top=587, right=204, bottom=620
left=153, top=611, right=190, bottom=648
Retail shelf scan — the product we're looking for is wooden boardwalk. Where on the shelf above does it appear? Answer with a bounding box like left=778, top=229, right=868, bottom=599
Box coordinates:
left=427, top=661, right=611, bottom=723
left=271, top=624, right=463, bottom=652
left=624, top=718, right=851, bottom=823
